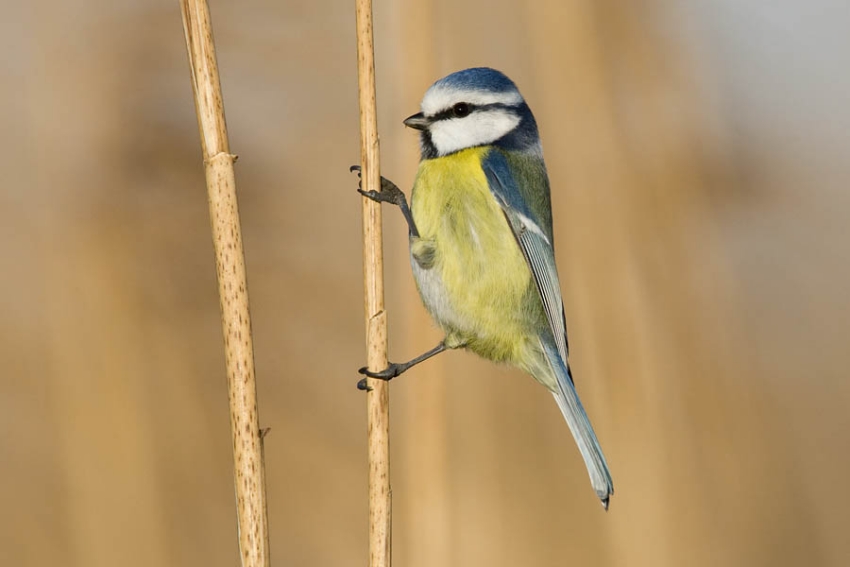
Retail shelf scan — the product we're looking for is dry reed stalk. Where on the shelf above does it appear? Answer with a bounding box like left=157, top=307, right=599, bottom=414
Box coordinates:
left=353, top=0, right=392, bottom=566
left=179, top=2, right=270, bottom=566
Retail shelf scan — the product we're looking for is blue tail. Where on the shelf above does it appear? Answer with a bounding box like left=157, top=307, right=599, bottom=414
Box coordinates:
left=543, top=342, right=614, bottom=509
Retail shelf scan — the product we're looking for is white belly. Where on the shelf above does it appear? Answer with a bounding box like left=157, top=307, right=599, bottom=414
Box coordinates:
left=409, top=247, right=472, bottom=335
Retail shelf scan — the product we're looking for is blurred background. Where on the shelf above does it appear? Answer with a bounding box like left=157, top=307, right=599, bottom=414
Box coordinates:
left=2, top=1, right=848, bottom=565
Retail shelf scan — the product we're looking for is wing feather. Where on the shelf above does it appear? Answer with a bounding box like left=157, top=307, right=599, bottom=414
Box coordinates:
left=482, top=149, right=614, bottom=505
left=481, top=150, right=569, bottom=362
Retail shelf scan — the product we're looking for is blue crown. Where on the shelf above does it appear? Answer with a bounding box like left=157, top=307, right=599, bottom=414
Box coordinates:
left=433, top=67, right=519, bottom=95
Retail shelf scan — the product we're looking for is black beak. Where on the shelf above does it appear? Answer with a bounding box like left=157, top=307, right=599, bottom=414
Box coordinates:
left=403, top=112, right=429, bottom=130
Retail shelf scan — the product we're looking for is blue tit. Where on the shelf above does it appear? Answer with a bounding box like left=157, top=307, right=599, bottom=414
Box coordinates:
left=356, top=67, right=614, bottom=508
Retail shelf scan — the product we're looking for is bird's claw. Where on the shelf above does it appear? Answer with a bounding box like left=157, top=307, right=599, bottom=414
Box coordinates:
left=357, top=183, right=407, bottom=207
left=358, top=364, right=403, bottom=379
left=356, top=189, right=384, bottom=202
left=356, top=363, right=404, bottom=391
left=350, top=166, right=407, bottom=207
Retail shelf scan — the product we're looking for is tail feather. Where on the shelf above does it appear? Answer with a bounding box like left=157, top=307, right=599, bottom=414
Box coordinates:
left=544, top=343, right=614, bottom=508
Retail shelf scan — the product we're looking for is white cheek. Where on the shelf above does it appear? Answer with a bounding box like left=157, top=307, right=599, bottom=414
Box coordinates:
left=429, top=110, right=521, bottom=156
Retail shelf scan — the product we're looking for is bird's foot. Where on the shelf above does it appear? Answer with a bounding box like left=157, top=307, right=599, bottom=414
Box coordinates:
left=356, top=363, right=406, bottom=391
left=350, top=165, right=407, bottom=208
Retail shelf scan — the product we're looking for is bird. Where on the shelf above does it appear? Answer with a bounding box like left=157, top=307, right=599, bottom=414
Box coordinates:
left=354, top=67, right=614, bottom=509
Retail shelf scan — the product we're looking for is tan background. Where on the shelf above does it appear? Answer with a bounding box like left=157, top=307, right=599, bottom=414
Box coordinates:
left=2, top=1, right=848, bottom=566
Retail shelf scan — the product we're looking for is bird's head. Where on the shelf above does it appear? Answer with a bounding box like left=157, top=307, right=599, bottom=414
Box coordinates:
left=405, top=67, right=541, bottom=159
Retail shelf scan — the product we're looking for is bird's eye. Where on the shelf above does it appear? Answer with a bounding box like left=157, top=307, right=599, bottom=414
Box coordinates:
left=452, top=102, right=471, bottom=117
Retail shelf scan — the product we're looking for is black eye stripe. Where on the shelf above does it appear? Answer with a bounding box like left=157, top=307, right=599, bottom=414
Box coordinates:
left=430, top=102, right=518, bottom=122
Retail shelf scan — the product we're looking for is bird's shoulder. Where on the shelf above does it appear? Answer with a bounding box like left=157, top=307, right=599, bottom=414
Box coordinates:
left=480, top=148, right=554, bottom=240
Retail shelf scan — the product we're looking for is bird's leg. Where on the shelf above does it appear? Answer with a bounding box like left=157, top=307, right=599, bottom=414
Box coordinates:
left=350, top=165, right=419, bottom=237
left=357, top=341, right=447, bottom=391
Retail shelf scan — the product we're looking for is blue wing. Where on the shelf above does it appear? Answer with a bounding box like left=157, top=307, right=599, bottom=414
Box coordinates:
left=481, top=149, right=569, bottom=362
left=482, top=148, right=614, bottom=507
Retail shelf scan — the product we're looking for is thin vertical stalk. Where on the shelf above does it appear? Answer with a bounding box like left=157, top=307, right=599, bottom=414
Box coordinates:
left=179, top=2, right=270, bottom=566
left=353, top=1, right=392, bottom=566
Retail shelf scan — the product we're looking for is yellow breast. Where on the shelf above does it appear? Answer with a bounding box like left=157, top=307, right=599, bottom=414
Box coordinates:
left=409, top=147, right=536, bottom=362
